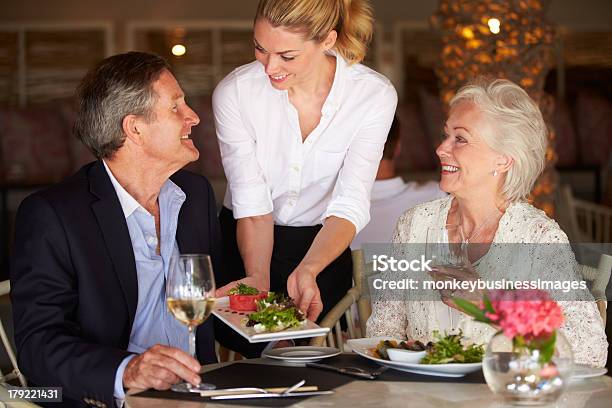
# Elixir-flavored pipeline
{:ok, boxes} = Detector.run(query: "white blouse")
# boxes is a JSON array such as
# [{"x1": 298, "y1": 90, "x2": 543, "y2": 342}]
[
  {"x1": 212, "y1": 53, "x2": 397, "y2": 232},
  {"x1": 366, "y1": 196, "x2": 609, "y2": 367}
]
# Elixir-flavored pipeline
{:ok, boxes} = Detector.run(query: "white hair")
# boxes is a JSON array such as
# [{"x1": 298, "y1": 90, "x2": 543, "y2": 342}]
[{"x1": 450, "y1": 78, "x2": 548, "y2": 203}]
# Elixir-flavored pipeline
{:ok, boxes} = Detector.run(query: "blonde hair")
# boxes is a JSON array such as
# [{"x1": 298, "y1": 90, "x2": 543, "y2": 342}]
[
  {"x1": 255, "y1": 0, "x2": 373, "y2": 65},
  {"x1": 450, "y1": 77, "x2": 548, "y2": 203}
]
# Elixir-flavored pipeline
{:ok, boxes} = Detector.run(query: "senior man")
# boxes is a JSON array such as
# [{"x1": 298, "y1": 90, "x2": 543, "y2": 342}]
[{"x1": 10, "y1": 52, "x2": 223, "y2": 407}]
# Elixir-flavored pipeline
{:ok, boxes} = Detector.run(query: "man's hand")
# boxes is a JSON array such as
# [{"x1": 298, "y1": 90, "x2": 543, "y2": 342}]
[
  {"x1": 215, "y1": 274, "x2": 270, "y2": 298},
  {"x1": 123, "y1": 344, "x2": 201, "y2": 390},
  {"x1": 287, "y1": 269, "x2": 323, "y2": 321}
]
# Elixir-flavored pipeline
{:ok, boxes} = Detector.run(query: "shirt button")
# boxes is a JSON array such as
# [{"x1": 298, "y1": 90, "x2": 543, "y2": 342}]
[
  {"x1": 292, "y1": 166, "x2": 300, "y2": 172},
  {"x1": 146, "y1": 235, "x2": 157, "y2": 246},
  {"x1": 288, "y1": 200, "x2": 295, "y2": 206}
]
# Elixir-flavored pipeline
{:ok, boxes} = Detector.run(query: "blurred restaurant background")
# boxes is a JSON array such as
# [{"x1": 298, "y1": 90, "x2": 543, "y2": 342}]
[{"x1": 0, "y1": 0, "x2": 611, "y2": 367}]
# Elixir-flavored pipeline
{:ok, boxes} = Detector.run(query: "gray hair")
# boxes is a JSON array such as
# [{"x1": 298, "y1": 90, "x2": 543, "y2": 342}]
[
  {"x1": 450, "y1": 77, "x2": 548, "y2": 203},
  {"x1": 74, "y1": 52, "x2": 171, "y2": 159}
]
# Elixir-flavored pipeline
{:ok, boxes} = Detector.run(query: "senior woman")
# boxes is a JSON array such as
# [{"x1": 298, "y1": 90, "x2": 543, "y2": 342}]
[{"x1": 366, "y1": 78, "x2": 608, "y2": 367}]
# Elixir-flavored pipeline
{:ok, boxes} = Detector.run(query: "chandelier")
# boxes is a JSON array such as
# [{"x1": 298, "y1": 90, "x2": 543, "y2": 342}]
[{"x1": 431, "y1": 0, "x2": 557, "y2": 215}]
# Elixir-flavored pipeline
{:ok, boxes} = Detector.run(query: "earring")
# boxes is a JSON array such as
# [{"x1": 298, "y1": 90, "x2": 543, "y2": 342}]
[{"x1": 493, "y1": 170, "x2": 498, "y2": 177}]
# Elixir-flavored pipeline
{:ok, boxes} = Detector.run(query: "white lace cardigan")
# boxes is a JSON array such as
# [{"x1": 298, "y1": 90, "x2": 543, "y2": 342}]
[{"x1": 366, "y1": 196, "x2": 608, "y2": 367}]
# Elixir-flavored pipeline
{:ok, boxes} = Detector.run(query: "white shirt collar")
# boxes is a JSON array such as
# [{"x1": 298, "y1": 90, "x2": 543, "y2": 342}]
[
  {"x1": 321, "y1": 50, "x2": 346, "y2": 115},
  {"x1": 102, "y1": 160, "x2": 145, "y2": 218}
]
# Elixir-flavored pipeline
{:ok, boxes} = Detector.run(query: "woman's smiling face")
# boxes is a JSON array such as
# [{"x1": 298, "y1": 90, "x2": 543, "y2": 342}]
[
  {"x1": 253, "y1": 18, "x2": 332, "y2": 90},
  {"x1": 436, "y1": 101, "x2": 504, "y2": 199}
]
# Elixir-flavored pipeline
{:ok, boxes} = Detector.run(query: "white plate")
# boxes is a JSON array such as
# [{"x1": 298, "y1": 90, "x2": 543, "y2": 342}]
[
  {"x1": 263, "y1": 346, "x2": 341, "y2": 362},
  {"x1": 570, "y1": 365, "x2": 608, "y2": 380},
  {"x1": 347, "y1": 337, "x2": 482, "y2": 378},
  {"x1": 212, "y1": 297, "x2": 329, "y2": 343}
]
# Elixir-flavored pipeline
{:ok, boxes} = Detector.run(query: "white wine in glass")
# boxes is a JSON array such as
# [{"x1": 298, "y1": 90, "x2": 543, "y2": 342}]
[
  {"x1": 166, "y1": 298, "x2": 216, "y2": 327},
  {"x1": 166, "y1": 253, "x2": 216, "y2": 392}
]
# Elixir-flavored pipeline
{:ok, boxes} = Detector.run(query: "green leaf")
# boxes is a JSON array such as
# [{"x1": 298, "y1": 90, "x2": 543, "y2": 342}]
[
  {"x1": 452, "y1": 298, "x2": 490, "y2": 323},
  {"x1": 533, "y1": 332, "x2": 556, "y2": 364},
  {"x1": 420, "y1": 330, "x2": 484, "y2": 364},
  {"x1": 228, "y1": 283, "x2": 259, "y2": 295},
  {"x1": 482, "y1": 292, "x2": 495, "y2": 314},
  {"x1": 513, "y1": 335, "x2": 526, "y2": 350},
  {"x1": 248, "y1": 292, "x2": 305, "y2": 331}
]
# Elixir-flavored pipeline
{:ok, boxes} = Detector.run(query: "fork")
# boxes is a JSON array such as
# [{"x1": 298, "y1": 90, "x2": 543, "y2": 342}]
[
  {"x1": 306, "y1": 362, "x2": 388, "y2": 379},
  {"x1": 341, "y1": 365, "x2": 389, "y2": 377},
  {"x1": 195, "y1": 379, "x2": 308, "y2": 396}
]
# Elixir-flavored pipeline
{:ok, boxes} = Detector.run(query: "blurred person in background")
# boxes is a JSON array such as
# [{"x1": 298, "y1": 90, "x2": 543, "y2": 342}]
[{"x1": 351, "y1": 115, "x2": 446, "y2": 250}]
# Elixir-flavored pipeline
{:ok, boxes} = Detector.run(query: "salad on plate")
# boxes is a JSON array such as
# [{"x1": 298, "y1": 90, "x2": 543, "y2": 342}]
[
  {"x1": 371, "y1": 331, "x2": 484, "y2": 364},
  {"x1": 245, "y1": 292, "x2": 307, "y2": 333},
  {"x1": 212, "y1": 292, "x2": 329, "y2": 343},
  {"x1": 349, "y1": 332, "x2": 484, "y2": 377}
]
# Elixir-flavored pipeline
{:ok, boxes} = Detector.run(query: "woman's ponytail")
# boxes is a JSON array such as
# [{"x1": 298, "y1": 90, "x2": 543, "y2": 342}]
[
  {"x1": 335, "y1": 0, "x2": 374, "y2": 64},
  {"x1": 255, "y1": 0, "x2": 374, "y2": 65}
]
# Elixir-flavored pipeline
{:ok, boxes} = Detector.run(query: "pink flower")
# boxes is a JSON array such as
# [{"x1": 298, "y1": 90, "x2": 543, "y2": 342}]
[
  {"x1": 485, "y1": 312, "x2": 499, "y2": 321},
  {"x1": 483, "y1": 290, "x2": 564, "y2": 338}
]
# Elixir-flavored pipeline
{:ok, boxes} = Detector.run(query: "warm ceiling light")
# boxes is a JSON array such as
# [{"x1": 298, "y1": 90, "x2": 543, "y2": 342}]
[
  {"x1": 171, "y1": 44, "x2": 186, "y2": 56},
  {"x1": 461, "y1": 27, "x2": 475, "y2": 39},
  {"x1": 488, "y1": 18, "x2": 501, "y2": 34}
]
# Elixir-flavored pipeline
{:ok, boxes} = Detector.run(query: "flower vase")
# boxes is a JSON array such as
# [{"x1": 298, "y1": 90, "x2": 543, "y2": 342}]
[{"x1": 482, "y1": 330, "x2": 573, "y2": 405}]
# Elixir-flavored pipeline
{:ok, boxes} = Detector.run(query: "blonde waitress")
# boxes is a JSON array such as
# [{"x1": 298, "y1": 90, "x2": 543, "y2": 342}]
[{"x1": 213, "y1": 0, "x2": 397, "y2": 323}]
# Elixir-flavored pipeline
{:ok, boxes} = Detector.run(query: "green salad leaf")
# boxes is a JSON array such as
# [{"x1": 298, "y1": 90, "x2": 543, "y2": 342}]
[
  {"x1": 420, "y1": 331, "x2": 484, "y2": 364},
  {"x1": 228, "y1": 283, "x2": 259, "y2": 295},
  {"x1": 246, "y1": 292, "x2": 305, "y2": 332}
]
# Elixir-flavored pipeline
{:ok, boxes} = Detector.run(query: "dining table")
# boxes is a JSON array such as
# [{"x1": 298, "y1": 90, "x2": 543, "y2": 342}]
[{"x1": 125, "y1": 354, "x2": 612, "y2": 408}]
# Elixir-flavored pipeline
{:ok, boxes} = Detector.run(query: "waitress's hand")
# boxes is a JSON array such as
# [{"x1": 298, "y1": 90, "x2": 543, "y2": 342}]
[
  {"x1": 287, "y1": 269, "x2": 323, "y2": 321},
  {"x1": 215, "y1": 274, "x2": 270, "y2": 298}
]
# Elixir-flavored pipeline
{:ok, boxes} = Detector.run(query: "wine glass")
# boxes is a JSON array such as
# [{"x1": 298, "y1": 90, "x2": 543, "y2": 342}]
[
  {"x1": 425, "y1": 225, "x2": 469, "y2": 271},
  {"x1": 425, "y1": 225, "x2": 470, "y2": 329},
  {"x1": 166, "y1": 253, "x2": 216, "y2": 392}
]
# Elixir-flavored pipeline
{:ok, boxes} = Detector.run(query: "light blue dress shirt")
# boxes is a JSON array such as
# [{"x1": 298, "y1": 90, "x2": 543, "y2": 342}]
[{"x1": 102, "y1": 162, "x2": 189, "y2": 401}]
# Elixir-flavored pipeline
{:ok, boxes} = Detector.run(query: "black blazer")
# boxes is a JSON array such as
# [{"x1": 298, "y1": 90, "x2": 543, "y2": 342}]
[{"x1": 10, "y1": 161, "x2": 222, "y2": 407}]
